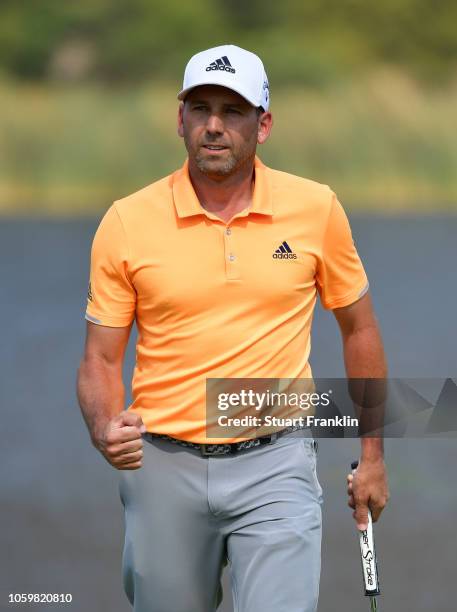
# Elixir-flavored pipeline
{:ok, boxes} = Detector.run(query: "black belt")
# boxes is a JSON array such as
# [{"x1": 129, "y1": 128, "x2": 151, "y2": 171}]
[{"x1": 144, "y1": 424, "x2": 313, "y2": 457}]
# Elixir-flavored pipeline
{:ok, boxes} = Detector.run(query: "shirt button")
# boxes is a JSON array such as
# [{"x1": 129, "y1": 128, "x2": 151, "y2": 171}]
[
  {"x1": 226, "y1": 227, "x2": 231, "y2": 235},
  {"x1": 229, "y1": 253, "x2": 236, "y2": 262}
]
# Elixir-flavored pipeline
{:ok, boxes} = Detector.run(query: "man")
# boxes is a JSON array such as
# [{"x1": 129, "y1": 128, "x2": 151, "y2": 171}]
[{"x1": 77, "y1": 44, "x2": 389, "y2": 612}]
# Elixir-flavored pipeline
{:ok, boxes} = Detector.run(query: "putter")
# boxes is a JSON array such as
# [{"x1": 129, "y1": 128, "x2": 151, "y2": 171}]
[{"x1": 351, "y1": 460, "x2": 380, "y2": 612}]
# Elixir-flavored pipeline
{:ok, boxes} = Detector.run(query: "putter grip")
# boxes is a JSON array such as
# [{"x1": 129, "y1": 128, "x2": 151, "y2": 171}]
[{"x1": 351, "y1": 461, "x2": 381, "y2": 597}]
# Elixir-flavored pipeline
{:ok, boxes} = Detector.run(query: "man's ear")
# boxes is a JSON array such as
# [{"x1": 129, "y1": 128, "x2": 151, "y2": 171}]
[
  {"x1": 177, "y1": 102, "x2": 185, "y2": 138},
  {"x1": 257, "y1": 111, "x2": 273, "y2": 145}
]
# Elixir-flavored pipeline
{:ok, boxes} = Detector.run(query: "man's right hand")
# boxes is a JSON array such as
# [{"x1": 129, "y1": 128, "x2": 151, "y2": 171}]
[{"x1": 93, "y1": 412, "x2": 146, "y2": 470}]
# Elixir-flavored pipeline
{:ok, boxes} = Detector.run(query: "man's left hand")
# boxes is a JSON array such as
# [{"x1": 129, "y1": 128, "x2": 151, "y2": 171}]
[{"x1": 347, "y1": 458, "x2": 389, "y2": 530}]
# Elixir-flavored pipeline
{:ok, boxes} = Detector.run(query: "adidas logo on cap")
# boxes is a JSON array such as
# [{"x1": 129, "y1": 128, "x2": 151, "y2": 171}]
[
  {"x1": 206, "y1": 56, "x2": 236, "y2": 74},
  {"x1": 272, "y1": 241, "x2": 297, "y2": 259}
]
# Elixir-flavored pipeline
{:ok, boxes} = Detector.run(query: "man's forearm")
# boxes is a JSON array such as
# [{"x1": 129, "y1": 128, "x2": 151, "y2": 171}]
[
  {"x1": 77, "y1": 356, "x2": 125, "y2": 444},
  {"x1": 342, "y1": 319, "x2": 386, "y2": 379},
  {"x1": 342, "y1": 320, "x2": 387, "y2": 460}
]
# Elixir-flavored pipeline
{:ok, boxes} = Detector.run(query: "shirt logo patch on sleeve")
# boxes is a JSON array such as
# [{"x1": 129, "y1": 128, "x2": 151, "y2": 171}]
[{"x1": 87, "y1": 281, "x2": 93, "y2": 302}]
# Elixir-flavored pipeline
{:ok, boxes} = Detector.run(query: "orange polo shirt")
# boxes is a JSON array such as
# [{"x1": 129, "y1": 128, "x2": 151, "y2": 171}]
[{"x1": 85, "y1": 157, "x2": 368, "y2": 442}]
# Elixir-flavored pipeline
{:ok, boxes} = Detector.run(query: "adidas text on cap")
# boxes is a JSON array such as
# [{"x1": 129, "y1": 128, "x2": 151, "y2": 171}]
[{"x1": 178, "y1": 45, "x2": 270, "y2": 111}]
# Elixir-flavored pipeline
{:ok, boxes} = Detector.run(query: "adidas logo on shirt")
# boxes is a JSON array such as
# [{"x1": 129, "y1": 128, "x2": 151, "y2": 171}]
[
  {"x1": 206, "y1": 56, "x2": 236, "y2": 74},
  {"x1": 272, "y1": 241, "x2": 297, "y2": 259}
]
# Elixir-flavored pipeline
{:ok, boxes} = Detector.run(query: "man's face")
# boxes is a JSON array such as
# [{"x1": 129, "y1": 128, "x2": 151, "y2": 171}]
[{"x1": 178, "y1": 85, "x2": 272, "y2": 178}]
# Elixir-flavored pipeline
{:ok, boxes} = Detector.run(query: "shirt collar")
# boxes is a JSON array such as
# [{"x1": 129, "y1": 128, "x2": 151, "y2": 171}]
[{"x1": 172, "y1": 156, "x2": 274, "y2": 219}]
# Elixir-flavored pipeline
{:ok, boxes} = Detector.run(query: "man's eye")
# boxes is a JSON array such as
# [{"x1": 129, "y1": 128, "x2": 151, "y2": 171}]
[
  {"x1": 226, "y1": 108, "x2": 241, "y2": 115},
  {"x1": 192, "y1": 105, "x2": 207, "y2": 111}
]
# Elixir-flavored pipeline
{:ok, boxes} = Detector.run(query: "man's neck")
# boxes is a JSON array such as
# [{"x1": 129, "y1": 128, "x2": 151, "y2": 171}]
[{"x1": 188, "y1": 157, "x2": 255, "y2": 223}]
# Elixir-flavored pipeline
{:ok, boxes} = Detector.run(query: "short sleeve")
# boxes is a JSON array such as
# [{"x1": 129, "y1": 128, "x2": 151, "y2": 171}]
[
  {"x1": 85, "y1": 204, "x2": 136, "y2": 327},
  {"x1": 316, "y1": 194, "x2": 369, "y2": 310}
]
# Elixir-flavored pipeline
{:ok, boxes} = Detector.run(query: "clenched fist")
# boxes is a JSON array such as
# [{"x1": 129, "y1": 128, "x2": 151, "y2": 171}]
[{"x1": 93, "y1": 412, "x2": 146, "y2": 470}]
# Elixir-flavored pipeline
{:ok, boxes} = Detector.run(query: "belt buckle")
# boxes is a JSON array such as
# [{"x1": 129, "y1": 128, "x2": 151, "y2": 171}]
[{"x1": 200, "y1": 443, "x2": 231, "y2": 457}]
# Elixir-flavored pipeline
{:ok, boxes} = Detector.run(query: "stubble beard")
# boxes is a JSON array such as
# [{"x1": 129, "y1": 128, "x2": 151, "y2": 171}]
[
  {"x1": 194, "y1": 150, "x2": 238, "y2": 177},
  {"x1": 185, "y1": 133, "x2": 257, "y2": 179}
]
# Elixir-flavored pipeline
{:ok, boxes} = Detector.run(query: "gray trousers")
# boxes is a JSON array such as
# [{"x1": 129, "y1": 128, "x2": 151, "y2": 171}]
[{"x1": 118, "y1": 433, "x2": 323, "y2": 612}]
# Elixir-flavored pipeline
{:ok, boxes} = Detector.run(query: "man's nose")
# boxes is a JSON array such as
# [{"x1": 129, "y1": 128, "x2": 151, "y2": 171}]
[{"x1": 206, "y1": 113, "x2": 224, "y2": 134}]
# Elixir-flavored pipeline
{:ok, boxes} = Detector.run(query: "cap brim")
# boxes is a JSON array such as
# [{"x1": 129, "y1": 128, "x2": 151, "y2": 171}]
[{"x1": 177, "y1": 82, "x2": 257, "y2": 107}]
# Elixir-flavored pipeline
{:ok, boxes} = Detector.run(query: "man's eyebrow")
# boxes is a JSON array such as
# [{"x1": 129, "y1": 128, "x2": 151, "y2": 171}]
[{"x1": 223, "y1": 102, "x2": 245, "y2": 108}]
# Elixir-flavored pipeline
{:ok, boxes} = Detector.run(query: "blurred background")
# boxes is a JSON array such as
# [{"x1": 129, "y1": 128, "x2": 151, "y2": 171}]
[
  {"x1": 1, "y1": 2, "x2": 456, "y2": 612},
  {"x1": 1, "y1": 0, "x2": 457, "y2": 213}
]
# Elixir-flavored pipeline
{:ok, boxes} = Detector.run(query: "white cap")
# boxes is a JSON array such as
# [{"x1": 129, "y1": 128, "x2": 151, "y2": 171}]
[{"x1": 178, "y1": 44, "x2": 270, "y2": 111}]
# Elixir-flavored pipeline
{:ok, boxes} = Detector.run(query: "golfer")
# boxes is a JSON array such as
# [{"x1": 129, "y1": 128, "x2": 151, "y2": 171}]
[{"x1": 77, "y1": 44, "x2": 389, "y2": 612}]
